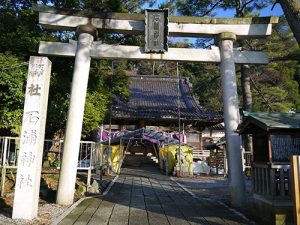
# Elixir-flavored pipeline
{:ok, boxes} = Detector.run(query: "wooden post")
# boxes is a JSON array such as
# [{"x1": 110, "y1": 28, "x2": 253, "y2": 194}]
[
  {"x1": 268, "y1": 134, "x2": 272, "y2": 163},
  {"x1": 199, "y1": 132, "x2": 203, "y2": 150},
  {"x1": 87, "y1": 168, "x2": 92, "y2": 188},
  {"x1": 291, "y1": 155, "x2": 300, "y2": 225}
]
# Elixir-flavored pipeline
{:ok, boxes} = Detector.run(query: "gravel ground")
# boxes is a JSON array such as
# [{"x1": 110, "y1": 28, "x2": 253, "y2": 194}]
[
  {"x1": 0, "y1": 174, "x2": 114, "y2": 225},
  {"x1": 0, "y1": 204, "x2": 67, "y2": 225}
]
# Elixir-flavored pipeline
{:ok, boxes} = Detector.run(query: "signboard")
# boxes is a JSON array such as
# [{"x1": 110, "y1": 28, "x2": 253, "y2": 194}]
[{"x1": 145, "y1": 9, "x2": 168, "y2": 53}]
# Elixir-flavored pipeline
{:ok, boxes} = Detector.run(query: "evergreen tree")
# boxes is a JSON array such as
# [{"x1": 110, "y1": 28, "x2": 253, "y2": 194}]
[
  {"x1": 0, "y1": 53, "x2": 27, "y2": 135},
  {"x1": 277, "y1": 0, "x2": 300, "y2": 46},
  {"x1": 0, "y1": 0, "x2": 140, "y2": 138},
  {"x1": 170, "y1": 0, "x2": 300, "y2": 113}
]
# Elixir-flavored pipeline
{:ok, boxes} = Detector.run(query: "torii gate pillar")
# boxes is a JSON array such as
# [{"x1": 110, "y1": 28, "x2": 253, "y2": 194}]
[
  {"x1": 219, "y1": 32, "x2": 245, "y2": 207},
  {"x1": 56, "y1": 24, "x2": 97, "y2": 205}
]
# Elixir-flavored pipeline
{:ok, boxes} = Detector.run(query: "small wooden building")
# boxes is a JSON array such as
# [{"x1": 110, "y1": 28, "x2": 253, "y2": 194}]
[{"x1": 238, "y1": 111, "x2": 300, "y2": 225}]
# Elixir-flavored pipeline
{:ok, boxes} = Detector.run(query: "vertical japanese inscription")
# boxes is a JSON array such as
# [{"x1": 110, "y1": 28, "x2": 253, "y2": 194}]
[
  {"x1": 152, "y1": 14, "x2": 161, "y2": 47},
  {"x1": 18, "y1": 174, "x2": 33, "y2": 189},
  {"x1": 13, "y1": 57, "x2": 51, "y2": 219},
  {"x1": 145, "y1": 9, "x2": 168, "y2": 53},
  {"x1": 17, "y1": 58, "x2": 45, "y2": 189}
]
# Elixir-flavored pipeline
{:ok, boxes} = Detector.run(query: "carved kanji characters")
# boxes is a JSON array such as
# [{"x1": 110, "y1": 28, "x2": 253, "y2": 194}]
[
  {"x1": 27, "y1": 84, "x2": 41, "y2": 96},
  {"x1": 22, "y1": 130, "x2": 37, "y2": 145},
  {"x1": 24, "y1": 111, "x2": 39, "y2": 125},
  {"x1": 20, "y1": 151, "x2": 35, "y2": 167},
  {"x1": 19, "y1": 174, "x2": 33, "y2": 189}
]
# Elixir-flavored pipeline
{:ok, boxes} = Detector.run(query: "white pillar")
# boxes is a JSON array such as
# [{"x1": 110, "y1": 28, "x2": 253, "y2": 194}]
[
  {"x1": 56, "y1": 25, "x2": 97, "y2": 205},
  {"x1": 13, "y1": 56, "x2": 51, "y2": 219},
  {"x1": 219, "y1": 32, "x2": 246, "y2": 207}
]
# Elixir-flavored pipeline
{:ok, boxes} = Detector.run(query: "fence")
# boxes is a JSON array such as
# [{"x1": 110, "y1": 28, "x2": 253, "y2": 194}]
[
  {"x1": 252, "y1": 162, "x2": 291, "y2": 198},
  {"x1": 192, "y1": 149, "x2": 210, "y2": 160},
  {"x1": 0, "y1": 136, "x2": 99, "y2": 196}
]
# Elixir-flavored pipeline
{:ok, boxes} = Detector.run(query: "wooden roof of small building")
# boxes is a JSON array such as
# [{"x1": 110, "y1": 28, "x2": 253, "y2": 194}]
[
  {"x1": 238, "y1": 111, "x2": 300, "y2": 134},
  {"x1": 111, "y1": 75, "x2": 222, "y2": 126}
]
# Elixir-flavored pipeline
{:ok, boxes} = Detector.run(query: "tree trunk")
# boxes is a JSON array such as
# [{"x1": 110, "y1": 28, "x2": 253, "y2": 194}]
[
  {"x1": 241, "y1": 65, "x2": 253, "y2": 111},
  {"x1": 241, "y1": 64, "x2": 253, "y2": 176},
  {"x1": 278, "y1": 0, "x2": 300, "y2": 46}
]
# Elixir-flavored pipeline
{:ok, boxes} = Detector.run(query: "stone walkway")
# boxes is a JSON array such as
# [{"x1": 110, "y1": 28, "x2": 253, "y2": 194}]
[{"x1": 57, "y1": 165, "x2": 255, "y2": 225}]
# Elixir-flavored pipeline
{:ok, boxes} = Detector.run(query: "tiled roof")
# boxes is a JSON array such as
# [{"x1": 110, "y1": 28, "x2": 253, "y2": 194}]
[
  {"x1": 112, "y1": 75, "x2": 222, "y2": 123},
  {"x1": 205, "y1": 123, "x2": 225, "y2": 130}
]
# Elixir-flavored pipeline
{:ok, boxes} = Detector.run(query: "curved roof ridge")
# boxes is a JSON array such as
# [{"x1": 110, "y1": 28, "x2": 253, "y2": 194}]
[
  {"x1": 112, "y1": 75, "x2": 222, "y2": 123},
  {"x1": 129, "y1": 75, "x2": 190, "y2": 81}
]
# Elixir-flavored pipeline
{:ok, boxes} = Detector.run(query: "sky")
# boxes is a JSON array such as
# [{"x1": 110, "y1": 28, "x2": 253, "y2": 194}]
[
  {"x1": 143, "y1": 1, "x2": 284, "y2": 47},
  {"x1": 144, "y1": 1, "x2": 284, "y2": 17},
  {"x1": 216, "y1": 4, "x2": 283, "y2": 17}
]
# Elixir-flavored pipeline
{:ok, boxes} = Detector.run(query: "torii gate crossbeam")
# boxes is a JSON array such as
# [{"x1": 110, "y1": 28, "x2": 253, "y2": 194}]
[{"x1": 39, "y1": 41, "x2": 269, "y2": 64}]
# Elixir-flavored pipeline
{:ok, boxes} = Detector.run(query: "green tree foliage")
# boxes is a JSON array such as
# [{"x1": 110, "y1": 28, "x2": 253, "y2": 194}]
[
  {"x1": 169, "y1": 0, "x2": 300, "y2": 113},
  {"x1": 82, "y1": 59, "x2": 130, "y2": 138},
  {"x1": 247, "y1": 18, "x2": 300, "y2": 112},
  {"x1": 185, "y1": 63, "x2": 223, "y2": 112},
  {"x1": 0, "y1": 0, "x2": 135, "y2": 139},
  {"x1": 45, "y1": 58, "x2": 73, "y2": 138},
  {"x1": 0, "y1": 54, "x2": 27, "y2": 135},
  {"x1": 1, "y1": 0, "x2": 299, "y2": 139},
  {"x1": 175, "y1": 0, "x2": 271, "y2": 17},
  {"x1": 38, "y1": 0, "x2": 155, "y2": 12},
  {"x1": 0, "y1": 2, "x2": 56, "y2": 57}
]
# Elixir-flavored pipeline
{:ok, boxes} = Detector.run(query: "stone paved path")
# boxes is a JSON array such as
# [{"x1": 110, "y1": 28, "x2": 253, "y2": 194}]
[{"x1": 57, "y1": 165, "x2": 255, "y2": 225}]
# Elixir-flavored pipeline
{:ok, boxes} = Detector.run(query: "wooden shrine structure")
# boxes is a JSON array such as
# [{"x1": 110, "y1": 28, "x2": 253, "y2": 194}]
[{"x1": 238, "y1": 111, "x2": 300, "y2": 225}]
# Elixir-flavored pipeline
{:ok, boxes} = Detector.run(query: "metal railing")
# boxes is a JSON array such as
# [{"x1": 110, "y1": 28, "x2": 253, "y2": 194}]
[
  {"x1": 77, "y1": 141, "x2": 98, "y2": 170},
  {"x1": 0, "y1": 136, "x2": 99, "y2": 196},
  {"x1": 0, "y1": 137, "x2": 19, "y2": 168},
  {"x1": 0, "y1": 137, "x2": 98, "y2": 170}
]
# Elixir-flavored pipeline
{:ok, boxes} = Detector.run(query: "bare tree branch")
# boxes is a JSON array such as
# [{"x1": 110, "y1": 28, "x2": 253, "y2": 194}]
[
  {"x1": 270, "y1": 52, "x2": 300, "y2": 62},
  {"x1": 250, "y1": 77, "x2": 273, "y2": 110},
  {"x1": 201, "y1": 0, "x2": 224, "y2": 17},
  {"x1": 210, "y1": 75, "x2": 221, "y2": 83},
  {"x1": 238, "y1": 0, "x2": 256, "y2": 16},
  {"x1": 271, "y1": 0, "x2": 279, "y2": 10}
]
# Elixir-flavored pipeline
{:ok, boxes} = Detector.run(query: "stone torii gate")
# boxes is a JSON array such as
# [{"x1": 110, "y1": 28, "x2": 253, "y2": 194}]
[{"x1": 14, "y1": 4, "x2": 278, "y2": 219}]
